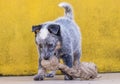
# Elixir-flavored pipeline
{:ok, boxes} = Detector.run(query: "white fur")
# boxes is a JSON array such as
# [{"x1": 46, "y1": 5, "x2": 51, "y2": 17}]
[
  {"x1": 58, "y1": 2, "x2": 69, "y2": 7},
  {"x1": 58, "y1": 2, "x2": 73, "y2": 19},
  {"x1": 39, "y1": 28, "x2": 49, "y2": 39}
]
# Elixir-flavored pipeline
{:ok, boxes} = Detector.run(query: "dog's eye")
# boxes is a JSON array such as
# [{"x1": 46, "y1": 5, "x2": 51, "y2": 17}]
[
  {"x1": 48, "y1": 43, "x2": 53, "y2": 48},
  {"x1": 39, "y1": 44, "x2": 43, "y2": 48}
]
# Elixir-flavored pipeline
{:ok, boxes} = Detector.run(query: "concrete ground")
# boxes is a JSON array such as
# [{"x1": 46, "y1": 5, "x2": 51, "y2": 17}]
[{"x1": 0, "y1": 73, "x2": 120, "y2": 84}]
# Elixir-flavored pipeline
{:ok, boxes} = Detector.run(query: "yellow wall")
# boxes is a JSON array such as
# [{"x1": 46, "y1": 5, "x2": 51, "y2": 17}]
[{"x1": 0, "y1": 0, "x2": 120, "y2": 75}]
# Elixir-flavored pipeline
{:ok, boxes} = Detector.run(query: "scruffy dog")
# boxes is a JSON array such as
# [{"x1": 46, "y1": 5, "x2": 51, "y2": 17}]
[{"x1": 32, "y1": 2, "x2": 82, "y2": 80}]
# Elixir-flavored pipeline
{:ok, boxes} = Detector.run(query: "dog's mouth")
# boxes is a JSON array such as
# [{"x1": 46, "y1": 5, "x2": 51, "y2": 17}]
[{"x1": 54, "y1": 52, "x2": 57, "y2": 56}]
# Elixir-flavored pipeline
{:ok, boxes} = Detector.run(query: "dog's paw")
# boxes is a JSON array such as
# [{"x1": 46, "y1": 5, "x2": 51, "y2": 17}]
[
  {"x1": 45, "y1": 73, "x2": 54, "y2": 78},
  {"x1": 64, "y1": 75, "x2": 73, "y2": 80},
  {"x1": 33, "y1": 74, "x2": 44, "y2": 81}
]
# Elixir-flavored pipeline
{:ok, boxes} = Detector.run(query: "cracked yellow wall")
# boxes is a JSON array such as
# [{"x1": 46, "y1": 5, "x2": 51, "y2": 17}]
[{"x1": 0, "y1": 0, "x2": 120, "y2": 75}]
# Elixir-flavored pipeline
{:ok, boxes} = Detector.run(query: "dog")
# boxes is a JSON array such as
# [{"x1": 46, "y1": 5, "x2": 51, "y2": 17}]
[{"x1": 32, "y1": 2, "x2": 82, "y2": 80}]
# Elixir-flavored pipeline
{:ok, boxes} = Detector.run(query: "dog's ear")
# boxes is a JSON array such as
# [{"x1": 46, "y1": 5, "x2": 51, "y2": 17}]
[
  {"x1": 48, "y1": 24, "x2": 60, "y2": 36},
  {"x1": 32, "y1": 25, "x2": 42, "y2": 33}
]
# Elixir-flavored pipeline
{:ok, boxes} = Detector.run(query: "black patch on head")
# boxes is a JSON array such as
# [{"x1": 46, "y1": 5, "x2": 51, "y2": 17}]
[
  {"x1": 48, "y1": 24, "x2": 60, "y2": 36},
  {"x1": 32, "y1": 25, "x2": 42, "y2": 32},
  {"x1": 32, "y1": 24, "x2": 42, "y2": 37}
]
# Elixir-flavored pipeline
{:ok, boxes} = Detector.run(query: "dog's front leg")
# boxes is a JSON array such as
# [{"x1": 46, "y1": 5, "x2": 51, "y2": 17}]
[
  {"x1": 34, "y1": 46, "x2": 45, "y2": 81},
  {"x1": 34, "y1": 68, "x2": 45, "y2": 80},
  {"x1": 61, "y1": 54, "x2": 74, "y2": 80},
  {"x1": 45, "y1": 71, "x2": 56, "y2": 78}
]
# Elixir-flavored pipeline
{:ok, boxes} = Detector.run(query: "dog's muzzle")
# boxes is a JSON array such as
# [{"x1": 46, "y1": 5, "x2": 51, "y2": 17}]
[
  {"x1": 44, "y1": 56, "x2": 50, "y2": 60},
  {"x1": 44, "y1": 51, "x2": 58, "y2": 60}
]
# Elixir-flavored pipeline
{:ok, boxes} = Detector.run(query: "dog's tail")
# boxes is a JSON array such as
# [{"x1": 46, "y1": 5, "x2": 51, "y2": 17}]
[{"x1": 58, "y1": 2, "x2": 73, "y2": 20}]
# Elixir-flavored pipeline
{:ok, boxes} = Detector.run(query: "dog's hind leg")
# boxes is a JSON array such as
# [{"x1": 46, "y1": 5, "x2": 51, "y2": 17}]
[{"x1": 73, "y1": 49, "x2": 81, "y2": 66}]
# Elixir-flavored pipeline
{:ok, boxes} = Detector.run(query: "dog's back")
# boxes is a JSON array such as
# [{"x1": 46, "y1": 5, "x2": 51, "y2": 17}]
[{"x1": 55, "y1": 2, "x2": 81, "y2": 55}]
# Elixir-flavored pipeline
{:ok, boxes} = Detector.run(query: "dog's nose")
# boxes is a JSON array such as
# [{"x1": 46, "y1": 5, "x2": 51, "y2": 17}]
[{"x1": 44, "y1": 56, "x2": 49, "y2": 60}]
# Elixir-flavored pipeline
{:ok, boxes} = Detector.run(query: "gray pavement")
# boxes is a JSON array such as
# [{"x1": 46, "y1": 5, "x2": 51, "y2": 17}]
[{"x1": 0, "y1": 73, "x2": 120, "y2": 84}]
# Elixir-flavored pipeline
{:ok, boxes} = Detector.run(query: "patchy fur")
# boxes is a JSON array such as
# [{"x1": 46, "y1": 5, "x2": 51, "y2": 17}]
[{"x1": 32, "y1": 2, "x2": 82, "y2": 80}]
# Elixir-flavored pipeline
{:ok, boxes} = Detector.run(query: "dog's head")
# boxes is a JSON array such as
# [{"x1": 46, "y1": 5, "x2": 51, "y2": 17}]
[{"x1": 32, "y1": 23, "x2": 61, "y2": 60}]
